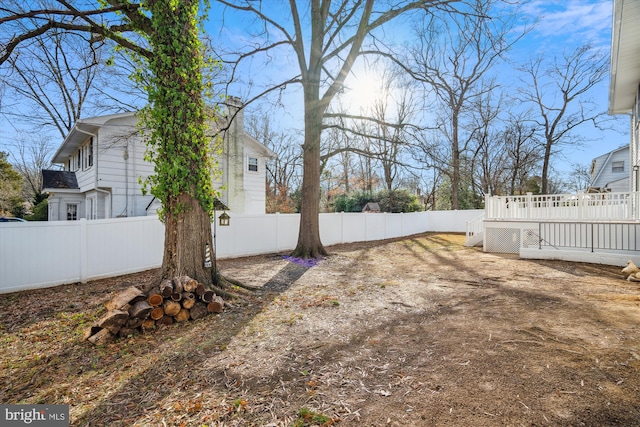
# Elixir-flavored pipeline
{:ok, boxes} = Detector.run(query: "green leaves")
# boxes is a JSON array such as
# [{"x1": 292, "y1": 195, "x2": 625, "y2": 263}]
[{"x1": 137, "y1": 0, "x2": 219, "y2": 219}]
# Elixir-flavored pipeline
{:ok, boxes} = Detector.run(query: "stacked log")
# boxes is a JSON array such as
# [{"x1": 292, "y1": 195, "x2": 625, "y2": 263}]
[
  {"x1": 621, "y1": 260, "x2": 640, "y2": 282},
  {"x1": 84, "y1": 276, "x2": 225, "y2": 345}
]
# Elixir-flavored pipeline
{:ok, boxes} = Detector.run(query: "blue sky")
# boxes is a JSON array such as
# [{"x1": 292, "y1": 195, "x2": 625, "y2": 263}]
[
  {"x1": 210, "y1": 0, "x2": 628, "y2": 178},
  {"x1": 0, "y1": 0, "x2": 628, "y2": 183},
  {"x1": 512, "y1": 0, "x2": 628, "y2": 172}
]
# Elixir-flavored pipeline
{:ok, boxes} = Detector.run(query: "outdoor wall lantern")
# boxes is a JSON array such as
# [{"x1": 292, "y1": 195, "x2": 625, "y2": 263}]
[{"x1": 218, "y1": 212, "x2": 230, "y2": 226}]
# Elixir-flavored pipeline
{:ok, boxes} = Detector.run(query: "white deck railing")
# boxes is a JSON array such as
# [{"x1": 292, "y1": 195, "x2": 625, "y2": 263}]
[
  {"x1": 485, "y1": 191, "x2": 640, "y2": 221},
  {"x1": 465, "y1": 213, "x2": 485, "y2": 240}
]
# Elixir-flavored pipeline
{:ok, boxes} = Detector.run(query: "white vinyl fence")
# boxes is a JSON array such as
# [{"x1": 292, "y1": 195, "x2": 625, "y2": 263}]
[{"x1": 0, "y1": 210, "x2": 482, "y2": 294}]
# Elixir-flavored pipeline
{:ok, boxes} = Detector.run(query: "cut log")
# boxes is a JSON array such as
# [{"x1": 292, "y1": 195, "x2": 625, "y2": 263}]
[
  {"x1": 190, "y1": 302, "x2": 208, "y2": 320},
  {"x1": 171, "y1": 277, "x2": 184, "y2": 294},
  {"x1": 163, "y1": 300, "x2": 181, "y2": 317},
  {"x1": 147, "y1": 289, "x2": 164, "y2": 307},
  {"x1": 195, "y1": 283, "x2": 206, "y2": 296},
  {"x1": 182, "y1": 292, "x2": 196, "y2": 309},
  {"x1": 105, "y1": 286, "x2": 144, "y2": 311},
  {"x1": 129, "y1": 294, "x2": 148, "y2": 305},
  {"x1": 182, "y1": 277, "x2": 198, "y2": 293},
  {"x1": 628, "y1": 272, "x2": 640, "y2": 282},
  {"x1": 201, "y1": 290, "x2": 215, "y2": 303},
  {"x1": 150, "y1": 306, "x2": 165, "y2": 320},
  {"x1": 160, "y1": 279, "x2": 174, "y2": 298},
  {"x1": 126, "y1": 317, "x2": 145, "y2": 329},
  {"x1": 96, "y1": 309, "x2": 129, "y2": 334},
  {"x1": 175, "y1": 308, "x2": 190, "y2": 322},
  {"x1": 128, "y1": 300, "x2": 153, "y2": 319},
  {"x1": 170, "y1": 291, "x2": 182, "y2": 302},
  {"x1": 87, "y1": 328, "x2": 114, "y2": 346},
  {"x1": 622, "y1": 261, "x2": 640, "y2": 278},
  {"x1": 156, "y1": 315, "x2": 174, "y2": 326},
  {"x1": 207, "y1": 295, "x2": 225, "y2": 314},
  {"x1": 82, "y1": 326, "x2": 102, "y2": 341},
  {"x1": 141, "y1": 319, "x2": 156, "y2": 330},
  {"x1": 207, "y1": 301, "x2": 224, "y2": 314}
]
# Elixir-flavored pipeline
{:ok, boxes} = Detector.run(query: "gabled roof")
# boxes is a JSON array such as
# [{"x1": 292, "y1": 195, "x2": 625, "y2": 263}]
[
  {"x1": 362, "y1": 202, "x2": 381, "y2": 212},
  {"x1": 52, "y1": 112, "x2": 137, "y2": 163},
  {"x1": 244, "y1": 132, "x2": 277, "y2": 158},
  {"x1": 41, "y1": 170, "x2": 79, "y2": 191},
  {"x1": 609, "y1": 0, "x2": 640, "y2": 114},
  {"x1": 591, "y1": 145, "x2": 629, "y2": 185}
]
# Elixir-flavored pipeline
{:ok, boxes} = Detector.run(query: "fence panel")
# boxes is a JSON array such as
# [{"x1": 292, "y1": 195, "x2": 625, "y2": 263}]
[
  {"x1": 86, "y1": 217, "x2": 164, "y2": 278},
  {"x1": 319, "y1": 213, "x2": 345, "y2": 246},
  {"x1": 1, "y1": 210, "x2": 475, "y2": 293},
  {"x1": 1, "y1": 221, "x2": 82, "y2": 293}
]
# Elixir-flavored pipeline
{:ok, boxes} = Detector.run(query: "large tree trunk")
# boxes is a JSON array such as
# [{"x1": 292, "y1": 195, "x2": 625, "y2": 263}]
[
  {"x1": 451, "y1": 114, "x2": 460, "y2": 210},
  {"x1": 540, "y1": 138, "x2": 552, "y2": 194},
  {"x1": 292, "y1": 97, "x2": 328, "y2": 259},
  {"x1": 162, "y1": 193, "x2": 215, "y2": 286}
]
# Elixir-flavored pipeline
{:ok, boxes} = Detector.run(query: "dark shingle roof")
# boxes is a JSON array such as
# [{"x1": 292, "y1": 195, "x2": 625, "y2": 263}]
[
  {"x1": 41, "y1": 170, "x2": 79, "y2": 191},
  {"x1": 362, "y1": 202, "x2": 381, "y2": 212}
]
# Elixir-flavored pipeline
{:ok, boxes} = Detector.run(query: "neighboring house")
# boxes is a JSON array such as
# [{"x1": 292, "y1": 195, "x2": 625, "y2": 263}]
[
  {"x1": 609, "y1": 0, "x2": 640, "y2": 192},
  {"x1": 465, "y1": 0, "x2": 640, "y2": 264},
  {"x1": 589, "y1": 145, "x2": 630, "y2": 192},
  {"x1": 42, "y1": 98, "x2": 276, "y2": 221}
]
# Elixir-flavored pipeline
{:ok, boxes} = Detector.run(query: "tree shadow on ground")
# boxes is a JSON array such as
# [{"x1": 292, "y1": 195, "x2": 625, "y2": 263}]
[{"x1": 0, "y1": 262, "x2": 310, "y2": 426}]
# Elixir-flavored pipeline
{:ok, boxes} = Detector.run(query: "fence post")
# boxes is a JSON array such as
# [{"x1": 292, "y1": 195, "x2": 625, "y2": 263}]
[
  {"x1": 485, "y1": 194, "x2": 492, "y2": 219},
  {"x1": 275, "y1": 212, "x2": 280, "y2": 252},
  {"x1": 526, "y1": 192, "x2": 532, "y2": 219},
  {"x1": 80, "y1": 218, "x2": 88, "y2": 283},
  {"x1": 384, "y1": 212, "x2": 388, "y2": 239},
  {"x1": 578, "y1": 190, "x2": 584, "y2": 220}
]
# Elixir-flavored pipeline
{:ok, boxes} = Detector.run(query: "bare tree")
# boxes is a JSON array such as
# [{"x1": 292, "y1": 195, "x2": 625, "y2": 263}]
[
  {"x1": 1, "y1": 15, "x2": 145, "y2": 140},
  {"x1": 466, "y1": 88, "x2": 503, "y2": 203},
  {"x1": 395, "y1": 0, "x2": 526, "y2": 209},
  {"x1": 215, "y1": 0, "x2": 458, "y2": 257},
  {"x1": 11, "y1": 133, "x2": 56, "y2": 204},
  {"x1": 517, "y1": 43, "x2": 608, "y2": 194},
  {"x1": 566, "y1": 163, "x2": 592, "y2": 193},
  {"x1": 502, "y1": 113, "x2": 541, "y2": 195},
  {"x1": 364, "y1": 80, "x2": 417, "y2": 191},
  {"x1": 246, "y1": 110, "x2": 303, "y2": 213}
]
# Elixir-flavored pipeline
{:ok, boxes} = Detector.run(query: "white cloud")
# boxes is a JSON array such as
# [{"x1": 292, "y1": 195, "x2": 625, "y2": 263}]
[{"x1": 524, "y1": 0, "x2": 612, "y2": 42}]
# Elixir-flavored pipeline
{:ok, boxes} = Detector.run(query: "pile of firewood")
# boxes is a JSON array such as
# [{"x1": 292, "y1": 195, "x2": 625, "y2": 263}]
[
  {"x1": 83, "y1": 276, "x2": 224, "y2": 345},
  {"x1": 621, "y1": 261, "x2": 640, "y2": 282}
]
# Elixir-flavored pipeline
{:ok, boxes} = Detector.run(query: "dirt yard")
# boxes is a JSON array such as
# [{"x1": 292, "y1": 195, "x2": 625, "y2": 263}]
[{"x1": 1, "y1": 233, "x2": 640, "y2": 426}]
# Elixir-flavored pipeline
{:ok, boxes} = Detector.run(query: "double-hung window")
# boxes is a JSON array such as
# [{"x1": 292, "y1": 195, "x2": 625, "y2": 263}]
[{"x1": 248, "y1": 157, "x2": 258, "y2": 172}]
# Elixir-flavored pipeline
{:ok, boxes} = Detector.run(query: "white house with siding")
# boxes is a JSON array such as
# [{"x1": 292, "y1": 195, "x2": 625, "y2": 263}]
[
  {"x1": 609, "y1": 0, "x2": 640, "y2": 189},
  {"x1": 42, "y1": 98, "x2": 275, "y2": 221},
  {"x1": 589, "y1": 145, "x2": 630, "y2": 192}
]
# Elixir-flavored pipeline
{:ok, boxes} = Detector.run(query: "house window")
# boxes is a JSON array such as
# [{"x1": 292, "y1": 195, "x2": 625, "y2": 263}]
[
  {"x1": 612, "y1": 161, "x2": 624, "y2": 173},
  {"x1": 248, "y1": 157, "x2": 258, "y2": 172},
  {"x1": 88, "y1": 138, "x2": 93, "y2": 168},
  {"x1": 82, "y1": 139, "x2": 93, "y2": 170},
  {"x1": 67, "y1": 204, "x2": 78, "y2": 221},
  {"x1": 76, "y1": 151, "x2": 81, "y2": 170}
]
